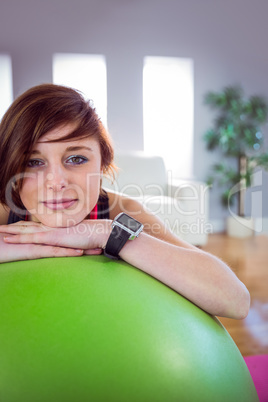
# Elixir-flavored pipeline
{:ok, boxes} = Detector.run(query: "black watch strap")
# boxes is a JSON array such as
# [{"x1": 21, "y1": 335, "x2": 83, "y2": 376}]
[{"x1": 104, "y1": 225, "x2": 130, "y2": 260}]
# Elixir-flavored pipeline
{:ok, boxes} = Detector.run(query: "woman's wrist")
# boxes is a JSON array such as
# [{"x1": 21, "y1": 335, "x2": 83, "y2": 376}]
[
  {"x1": 86, "y1": 219, "x2": 112, "y2": 250},
  {"x1": 100, "y1": 219, "x2": 112, "y2": 249}
]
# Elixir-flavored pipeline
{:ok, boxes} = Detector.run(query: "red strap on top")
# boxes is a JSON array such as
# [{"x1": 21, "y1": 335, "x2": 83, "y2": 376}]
[{"x1": 89, "y1": 203, "x2": 98, "y2": 220}]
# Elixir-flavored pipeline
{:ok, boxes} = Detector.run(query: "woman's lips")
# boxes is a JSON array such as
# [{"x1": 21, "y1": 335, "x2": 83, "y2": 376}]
[{"x1": 42, "y1": 199, "x2": 78, "y2": 211}]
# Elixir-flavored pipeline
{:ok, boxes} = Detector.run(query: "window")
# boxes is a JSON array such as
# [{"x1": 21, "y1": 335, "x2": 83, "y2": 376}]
[
  {"x1": 143, "y1": 56, "x2": 194, "y2": 178},
  {"x1": 0, "y1": 54, "x2": 13, "y2": 121},
  {"x1": 53, "y1": 53, "x2": 107, "y2": 126}
]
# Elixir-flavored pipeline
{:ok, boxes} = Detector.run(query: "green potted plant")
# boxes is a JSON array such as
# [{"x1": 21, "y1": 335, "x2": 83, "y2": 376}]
[{"x1": 203, "y1": 85, "x2": 268, "y2": 237}]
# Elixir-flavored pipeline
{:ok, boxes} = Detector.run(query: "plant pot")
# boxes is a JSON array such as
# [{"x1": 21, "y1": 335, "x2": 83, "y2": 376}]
[{"x1": 226, "y1": 216, "x2": 254, "y2": 238}]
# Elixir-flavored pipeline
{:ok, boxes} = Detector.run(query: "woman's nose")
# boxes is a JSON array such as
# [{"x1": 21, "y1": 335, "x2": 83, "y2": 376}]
[{"x1": 45, "y1": 167, "x2": 68, "y2": 191}]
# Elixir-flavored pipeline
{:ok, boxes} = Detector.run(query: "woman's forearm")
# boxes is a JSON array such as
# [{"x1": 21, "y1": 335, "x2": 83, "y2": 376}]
[{"x1": 119, "y1": 232, "x2": 250, "y2": 319}]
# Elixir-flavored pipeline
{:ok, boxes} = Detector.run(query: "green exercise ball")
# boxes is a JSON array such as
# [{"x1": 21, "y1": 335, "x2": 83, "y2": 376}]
[{"x1": 0, "y1": 256, "x2": 258, "y2": 402}]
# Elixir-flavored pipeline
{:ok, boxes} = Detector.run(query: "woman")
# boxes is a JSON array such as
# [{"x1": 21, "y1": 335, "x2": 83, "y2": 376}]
[{"x1": 0, "y1": 84, "x2": 250, "y2": 319}]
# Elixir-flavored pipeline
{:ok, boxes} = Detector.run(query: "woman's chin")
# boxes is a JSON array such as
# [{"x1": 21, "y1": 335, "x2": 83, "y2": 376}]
[{"x1": 34, "y1": 212, "x2": 87, "y2": 228}]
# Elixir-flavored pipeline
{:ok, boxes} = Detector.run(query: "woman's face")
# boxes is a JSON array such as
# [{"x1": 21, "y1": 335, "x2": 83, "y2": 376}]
[{"x1": 19, "y1": 123, "x2": 102, "y2": 227}]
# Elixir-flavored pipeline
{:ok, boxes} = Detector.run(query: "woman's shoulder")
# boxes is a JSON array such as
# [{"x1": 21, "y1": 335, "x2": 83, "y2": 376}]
[
  {"x1": 106, "y1": 190, "x2": 144, "y2": 219},
  {"x1": 106, "y1": 190, "x2": 164, "y2": 232},
  {"x1": 0, "y1": 204, "x2": 10, "y2": 225},
  {"x1": 105, "y1": 190, "x2": 196, "y2": 249}
]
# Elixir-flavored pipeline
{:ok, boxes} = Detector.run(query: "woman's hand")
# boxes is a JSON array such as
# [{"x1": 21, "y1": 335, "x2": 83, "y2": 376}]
[
  {"x1": 0, "y1": 231, "x2": 84, "y2": 263},
  {"x1": 0, "y1": 220, "x2": 111, "y2": 263}
]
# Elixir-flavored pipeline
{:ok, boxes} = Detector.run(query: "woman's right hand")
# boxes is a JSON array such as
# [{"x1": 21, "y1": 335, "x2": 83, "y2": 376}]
[{"x1": 0, "y1": 233, "x2": 84, "y2": 263}]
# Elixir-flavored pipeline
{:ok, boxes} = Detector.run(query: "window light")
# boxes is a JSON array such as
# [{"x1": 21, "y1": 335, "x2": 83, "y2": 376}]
[
  {"x1": 53, "y1": 53, "x2": 107, "y2": 127},
  {"x1": 143, "y1": 56, "x2": 194, "y2": 178},
  {"x1": 0, "y1": 54, "x2": 13, "y2": 121}
]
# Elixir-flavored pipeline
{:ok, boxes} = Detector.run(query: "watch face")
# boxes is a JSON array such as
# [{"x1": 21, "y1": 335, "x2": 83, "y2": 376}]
[{"x1": 117, "y1": 213, "x2": 142, "y2": 232}]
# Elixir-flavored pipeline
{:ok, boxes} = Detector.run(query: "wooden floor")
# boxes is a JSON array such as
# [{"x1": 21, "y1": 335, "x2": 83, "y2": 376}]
[{"x1": 203, "y1": 233, "x2": 268, "y2": 356}]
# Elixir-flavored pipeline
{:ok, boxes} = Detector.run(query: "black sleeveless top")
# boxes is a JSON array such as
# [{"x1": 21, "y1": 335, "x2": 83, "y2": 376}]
[{"x1": 7, "y1": 191, "x2": 110, "y2": 224}]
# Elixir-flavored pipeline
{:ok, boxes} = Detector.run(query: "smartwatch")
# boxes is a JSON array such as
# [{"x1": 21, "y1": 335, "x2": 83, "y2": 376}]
[{"x1": 104, "y1": 212, "x2": 144, "y2": 259}]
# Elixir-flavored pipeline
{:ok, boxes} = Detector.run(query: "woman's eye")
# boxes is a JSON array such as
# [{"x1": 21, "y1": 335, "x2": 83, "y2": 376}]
[
  {"x1": 66, "y1": 155, "x2": 88, "y2": 165},
  {"x1": 27, "y1": 159, "x2": 44, "y2": 168}
]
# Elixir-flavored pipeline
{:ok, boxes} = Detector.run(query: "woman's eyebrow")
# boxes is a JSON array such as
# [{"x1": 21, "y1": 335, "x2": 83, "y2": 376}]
[
  {"x1": 25, "y1": 146, "x2": 94, "y2": 156},
  {"x1": 25, "y1": 149, "x2": 40, "y2": 155},
  {"x1": 65, "y1": 146, "x2": 93, "y2": 152}
]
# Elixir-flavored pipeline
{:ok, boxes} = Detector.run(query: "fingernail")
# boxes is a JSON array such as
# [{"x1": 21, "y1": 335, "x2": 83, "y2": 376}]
[
  {"x1": 75, "y1": 249, "x2": 83, "y2": 254},
  {"x1": 4, "y1": 236, "x2": 12, "y2": 242}
]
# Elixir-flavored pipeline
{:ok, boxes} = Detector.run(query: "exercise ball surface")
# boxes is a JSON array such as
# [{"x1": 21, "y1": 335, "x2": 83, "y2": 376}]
[{"x1": 0, "y1": 256, "x2": 258, "y2": 402}]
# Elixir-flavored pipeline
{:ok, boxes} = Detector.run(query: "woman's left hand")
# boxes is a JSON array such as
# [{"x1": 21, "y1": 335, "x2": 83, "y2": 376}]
[{"x1": 0, "y1": 220, "x2": 111, "y2": 255}]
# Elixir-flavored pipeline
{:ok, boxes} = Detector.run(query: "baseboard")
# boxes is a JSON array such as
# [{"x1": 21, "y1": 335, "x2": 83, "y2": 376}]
[{"x1": 254, "y1": 217, "x2": 268, "y2": 235}]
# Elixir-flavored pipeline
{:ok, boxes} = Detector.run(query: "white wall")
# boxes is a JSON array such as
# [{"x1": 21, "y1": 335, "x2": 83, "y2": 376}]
[{"x1": 0, "y1": 0, "x2": 268, "y2": 224}]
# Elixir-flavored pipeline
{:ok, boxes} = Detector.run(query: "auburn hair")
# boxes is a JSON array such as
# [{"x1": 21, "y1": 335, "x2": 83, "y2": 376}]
[{"x1": 0, "y1": 83, "x2": 115, "y2": 210}]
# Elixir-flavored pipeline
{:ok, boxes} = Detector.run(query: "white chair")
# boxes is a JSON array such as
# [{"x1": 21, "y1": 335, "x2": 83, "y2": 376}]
[{"x1": 103, "y1": 151, "x2": 210, "y2": 246}]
